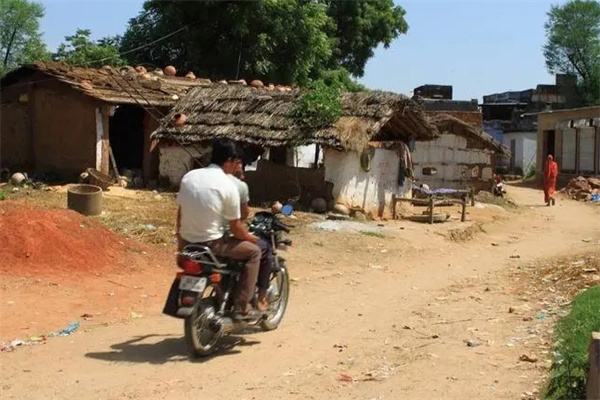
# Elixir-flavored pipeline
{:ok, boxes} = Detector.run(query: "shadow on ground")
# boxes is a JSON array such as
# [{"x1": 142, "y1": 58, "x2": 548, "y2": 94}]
[{"x1": 85, "y1": 334, "x2": 260, "y2": 364}]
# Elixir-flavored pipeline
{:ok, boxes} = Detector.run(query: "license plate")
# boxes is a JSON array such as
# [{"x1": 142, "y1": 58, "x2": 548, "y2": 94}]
[{"x1": 179, "y1": 276, "x2": 207, "y2": 293}]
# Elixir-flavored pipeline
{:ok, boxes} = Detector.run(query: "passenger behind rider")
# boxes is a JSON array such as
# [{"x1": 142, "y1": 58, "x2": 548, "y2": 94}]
[
  {"x1": 176, "y1": 138, "x2": 261, "y2": 320},
  {"x1": 228, "y1": 160, "x2": 273, "y2": 312}
]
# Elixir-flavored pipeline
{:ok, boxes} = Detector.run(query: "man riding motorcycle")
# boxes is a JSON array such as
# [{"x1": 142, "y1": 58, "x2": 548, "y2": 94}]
[
  {"x1": 227, "y1": 160, "x2": 273, "y2": 312},
  {"x1": 176, "y1": 139, "x2": 262, "y2": 320}
]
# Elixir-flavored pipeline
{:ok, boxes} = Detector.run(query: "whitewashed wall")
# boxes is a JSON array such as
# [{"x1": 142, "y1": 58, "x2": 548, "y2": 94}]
[
  {"x1": 324, "y1": 147, "x2": 411, "y2": 216},
  {"x1": 286, "y1": 145, "x2": 322, "y2": 168},
  {"x1": 158, "y1": 145, "x2": 209, "y2": 187},
  {"x1": 503, "y1": 132, "x2": 537, "y2": 174},
  {"x1": 413, "y1": 133, "x2": 494, "y2": 189}
]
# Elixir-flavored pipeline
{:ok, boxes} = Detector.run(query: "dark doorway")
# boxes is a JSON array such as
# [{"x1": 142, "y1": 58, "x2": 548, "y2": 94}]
[
  {"x1": 544, "y1": 130, "x2": 555, "y2": 159},
  {"x1": 109, "y1": 105, "x2": 145, "y2": 173}
]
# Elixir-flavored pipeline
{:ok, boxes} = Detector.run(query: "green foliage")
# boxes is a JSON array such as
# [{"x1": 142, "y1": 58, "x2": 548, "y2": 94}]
[
  {"x1": 0, "y1": 0, "x2": 49, "y2": 76},
  {"x1": 120, "y1": 0, "x2": 407, "y2": 86},
  {"x1": 53, "y1": 29, "x2": 125, "y2": 68},
  {"x1": 525, "y1": 165, "x2": 536, "y2": 180},
  {"x1": 543, "y1": 0, "x2": 600, "y2": 106},
  {"x1": 545, "y1": 286, "x2": 600, "y2": 400},
  {"x1": 294, "y1": 80, "x2": 342, "y2": 132}
]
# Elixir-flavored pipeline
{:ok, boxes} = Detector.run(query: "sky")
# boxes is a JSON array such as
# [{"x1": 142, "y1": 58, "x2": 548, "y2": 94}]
[{"x1": 37, "y1": 0, "x2": 568, "y2": 102}]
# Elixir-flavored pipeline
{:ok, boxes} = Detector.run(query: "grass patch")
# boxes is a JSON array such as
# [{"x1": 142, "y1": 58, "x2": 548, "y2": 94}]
[
  {"x1": 359, "y1": 230, "x2": 386, "y2": 239},
  {"x1": 545, "y1": 285, "x2": 600, "y2": 400}
]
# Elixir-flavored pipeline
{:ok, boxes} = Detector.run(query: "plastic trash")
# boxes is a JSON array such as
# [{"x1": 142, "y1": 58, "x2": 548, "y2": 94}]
[{"x1": 50, "y1": 321, "x2": 80, "y2": 337}]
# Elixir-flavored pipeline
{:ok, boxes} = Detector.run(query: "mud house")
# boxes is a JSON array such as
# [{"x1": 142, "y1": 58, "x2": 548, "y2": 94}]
[
  {"x1": 409, "y1": 84, "x2": 509, "y2": 190},
  {"x1": 413, "y1": 114, "x2": 510, "y2": 191},
  {"x1": 151, "y1": 85, "x2": 437, "y2": 216},
  {"x1": 535, "y1": 106, "x2": 600, "y2": 184},
  {"x1": 0, "y1": 62, "x2": 209, "y2": 182}
]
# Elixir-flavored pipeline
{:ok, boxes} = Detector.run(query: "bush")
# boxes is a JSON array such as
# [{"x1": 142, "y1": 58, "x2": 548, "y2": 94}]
[
  {"x1": 545, "y1": 286, "x2": 600, "y2": 400},
  {"x1": 525, "y1": 165, "x2": 536, "y2": 180},
  {"x1": 293, "y1": 80, "x2": 342, "y2": 132}
]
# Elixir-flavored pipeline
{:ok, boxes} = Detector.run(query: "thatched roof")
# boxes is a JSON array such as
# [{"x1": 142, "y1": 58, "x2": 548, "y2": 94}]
[
  {"x1": 151, "y1": 85, "x2": 437, "y2": 151},
  {"x1": 0, "y1": 62, "x2": 213, "y2": 106},
  {"x1": 429, "y1": 114, "x2": 510, "y2": 156}
]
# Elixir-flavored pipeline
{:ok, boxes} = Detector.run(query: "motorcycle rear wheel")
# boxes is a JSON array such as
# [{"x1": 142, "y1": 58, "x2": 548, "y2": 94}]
[
  {"x1": 184, "y1": 286, "x2": 221, "y2": 357},
  {"x1": 260, "y1": 266, "x2": 290, "y2": 331}
]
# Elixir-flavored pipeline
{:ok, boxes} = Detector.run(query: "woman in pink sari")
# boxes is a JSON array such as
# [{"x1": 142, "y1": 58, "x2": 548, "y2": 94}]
[{"x1": 544, "y1": 155, "x2": 558, "y2": 206}]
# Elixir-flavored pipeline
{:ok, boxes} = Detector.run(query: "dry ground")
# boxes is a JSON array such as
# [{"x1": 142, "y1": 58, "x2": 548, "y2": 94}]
[{"x1": 1, "y1": 183, "x2": 599, "y2": 400}]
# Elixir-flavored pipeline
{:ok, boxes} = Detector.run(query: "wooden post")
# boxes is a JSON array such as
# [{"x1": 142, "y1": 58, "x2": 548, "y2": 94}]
[
  {"x1": 429, "y1": 196, "x2": 434, "y2": 224},
  {"x1": 392, "y1": 194, "x2": 397, "y2": 220},
  {"x1": 588, "y1": 332, "x2": 600, "y2": 400},
  {"x1": 461, "y1": 195, "x2": 467, "y2": 222},
  {"x1": 109, "y1": 146, "x2": 120, "y2": 182},
  {"x1": 470, "y1": 187, "x2": 475, "y2": 206}
]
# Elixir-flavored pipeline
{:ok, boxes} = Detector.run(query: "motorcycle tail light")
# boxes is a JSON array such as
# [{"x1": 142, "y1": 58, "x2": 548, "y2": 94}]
[
  {"x1": 181, "y1": 259, "x2": 202, "y2": 275},
  {"x1": 210, "y1": 273, "x2": 222, "y2": 283},
  {"x1": 181, "y1": 296, "x2": 195, "y2": 306}
]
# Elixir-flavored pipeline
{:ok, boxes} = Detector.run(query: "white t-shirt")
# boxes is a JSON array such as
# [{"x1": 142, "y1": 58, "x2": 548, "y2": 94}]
[
  {"x1": 228, "y1": 175, "x2": 250, "y2": 204},
  {"x1": 177, "y1": 164, "x2": 241, "y2": 243}
]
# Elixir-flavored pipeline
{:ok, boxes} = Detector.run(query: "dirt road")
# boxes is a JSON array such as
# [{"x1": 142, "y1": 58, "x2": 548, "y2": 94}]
[{"x1": 2, "y1": 185, "x2": 599, "y2": 400}]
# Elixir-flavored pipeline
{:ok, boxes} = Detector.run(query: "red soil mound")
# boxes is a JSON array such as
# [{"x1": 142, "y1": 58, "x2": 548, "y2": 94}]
[{"x1": 0, "y1": 201, "x2": 161, "y2": 276}]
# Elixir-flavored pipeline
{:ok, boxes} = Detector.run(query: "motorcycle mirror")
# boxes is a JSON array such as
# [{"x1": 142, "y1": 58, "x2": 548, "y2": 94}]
[{"x1": 281, "y1": 204, "x2": 293, "y2": 216}]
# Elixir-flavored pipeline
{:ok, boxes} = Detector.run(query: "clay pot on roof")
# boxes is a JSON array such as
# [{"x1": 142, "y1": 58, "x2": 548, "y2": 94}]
[
  {"x1": 267, "y1": 83, "x2": 275, "y2": 91},
  {"x1": 218, "y1": 80, "x2": 228, "y2": 85},
  {"x1": 135, "y1": 65, "x2": 147, "y2": 74},
  {"x1": 185, "y1": 72, "x2": 196, "y2": 80},
  {"x1": 250, "y1": 80, "x2": 264, "y2": 88},
  {"x1": 165, "y1": 66, "x2": 177, "y2": 76},
  {"x1": 172, "y1": 113, "x2": 187, "y2": 127},
  {"x1": 119, "y1": 66, "x2": 135, "y2": 76},
  {"x1": 228, "y1": 79, "x2": 247, "y2": 86},
  {"x1": 81, "y1": 80, "x2": 94, "y2": 90},
  {"x1": 276, "y1": 85, "x2": 287, "y2": 92},
  {"x1": 141, "y1": 72, "x2": 152, "y2": 80},
  {"x1": 153, "y1": 68, "x2": 164, "y2": 75}
]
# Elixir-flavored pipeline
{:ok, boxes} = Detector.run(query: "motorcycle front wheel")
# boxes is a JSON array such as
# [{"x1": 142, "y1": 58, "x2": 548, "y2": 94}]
[
  {"x1": 184, "y1": 285, "x2": 221, "y2": 357},
  {"x1": 260, "y1": 266, "x2": 290, "y2": 331}
]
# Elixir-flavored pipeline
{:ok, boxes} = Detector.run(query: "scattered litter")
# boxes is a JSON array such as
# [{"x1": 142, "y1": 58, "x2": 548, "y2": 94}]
[
  {"x1": 130, "y1": 312, "x2": 143, "y2": 319},
  {"x1": 339, "y1": 373, "x2": 354, "y2": 383},
  {"x1": 144, "y1": 224, "x2": 156, "y2": 230},
  {"x1": 582, "y1": 238, "x2": 592, "y2": 243},
  {"x1": 50, "y1": 321, "x2": 80, "y2": 337},
  {"x1": 508, "y1": 307, "x2": 515, "y2": 313},
  {"x1": 333, "y1": 344, "x2": 348, "y2": 352},
  {"x1": 519, "y1": 354, "x2": 538, "y2": 363},
  {"x1": 535, "y1": 312, "x2": 547, "y2": 322},
  {"x1": 510, "y1": 253, "x2": 521, "y2": 259},
  {"x1": 402, "y1": 325, "x2": 413, "y2": 330},
  {"x1": 80, "y1": 313, "x2": 93, "y2": 320},
  {"x1": 466, "y1": 340, "x2": 478, "y2": 347},
  {"x1": 491, "y1": 242, "x2": 499, "y2": 247}
]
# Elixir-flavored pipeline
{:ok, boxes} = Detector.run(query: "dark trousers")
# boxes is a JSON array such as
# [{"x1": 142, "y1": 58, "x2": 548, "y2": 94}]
[{"x1": 257, "y1": 238, "x2": 273, "y2": 291}]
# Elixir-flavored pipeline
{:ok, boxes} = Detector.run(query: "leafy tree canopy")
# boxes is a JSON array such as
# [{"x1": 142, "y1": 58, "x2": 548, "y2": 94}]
[
  {"x1": 53, "y1": 29, "x2": 125, "y2": 68},
  {"x1": 0, "y1": 0, "x2": 49, "y2": 76},
  {"x1": 543, "y1": 0, "x2": 600, "y2": 105},
  {"x1": 120, "y1": 0, "x2": 407, "y2": 88}
]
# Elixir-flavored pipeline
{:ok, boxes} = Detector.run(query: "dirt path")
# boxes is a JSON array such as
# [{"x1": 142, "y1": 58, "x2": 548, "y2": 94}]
[{"x1": 1, "y1": 186, "x2": 599, "y2": 400}]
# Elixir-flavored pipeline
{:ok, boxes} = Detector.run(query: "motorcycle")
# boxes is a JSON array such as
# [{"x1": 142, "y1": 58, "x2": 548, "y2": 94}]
[{"x1": 162, "y1": 208, "x2": 293, "y2": 357}]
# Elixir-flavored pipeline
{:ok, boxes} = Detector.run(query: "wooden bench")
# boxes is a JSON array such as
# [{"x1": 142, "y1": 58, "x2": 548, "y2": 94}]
[{"x1": 392, "y1": 188, "x2": 475, "y2": 224}]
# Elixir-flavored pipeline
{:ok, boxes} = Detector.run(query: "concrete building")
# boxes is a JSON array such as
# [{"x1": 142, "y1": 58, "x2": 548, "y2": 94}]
[{"x1": 535, "y1": 106, "x2": 600, "y2": 184}]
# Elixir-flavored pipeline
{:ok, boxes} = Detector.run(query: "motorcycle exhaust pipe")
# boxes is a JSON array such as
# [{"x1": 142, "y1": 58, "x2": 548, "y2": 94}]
[{"x1": 209, "y1": 316, "x2": 235, "y2": 334}]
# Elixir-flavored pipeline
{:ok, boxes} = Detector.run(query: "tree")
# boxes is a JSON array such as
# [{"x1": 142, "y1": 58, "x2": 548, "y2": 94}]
[
  {"x1": 0, "y1": 0, "x2": 49, "y2": 76},
  {"x1": 53, "y1": 29, "x2": 125, "y2": 68},
  {"x1": 543, "y1": 0, "x2": 600, "y2": 106},
  {"x1": 120, "y1": 0, "x2": 407, "y2": 88}
]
